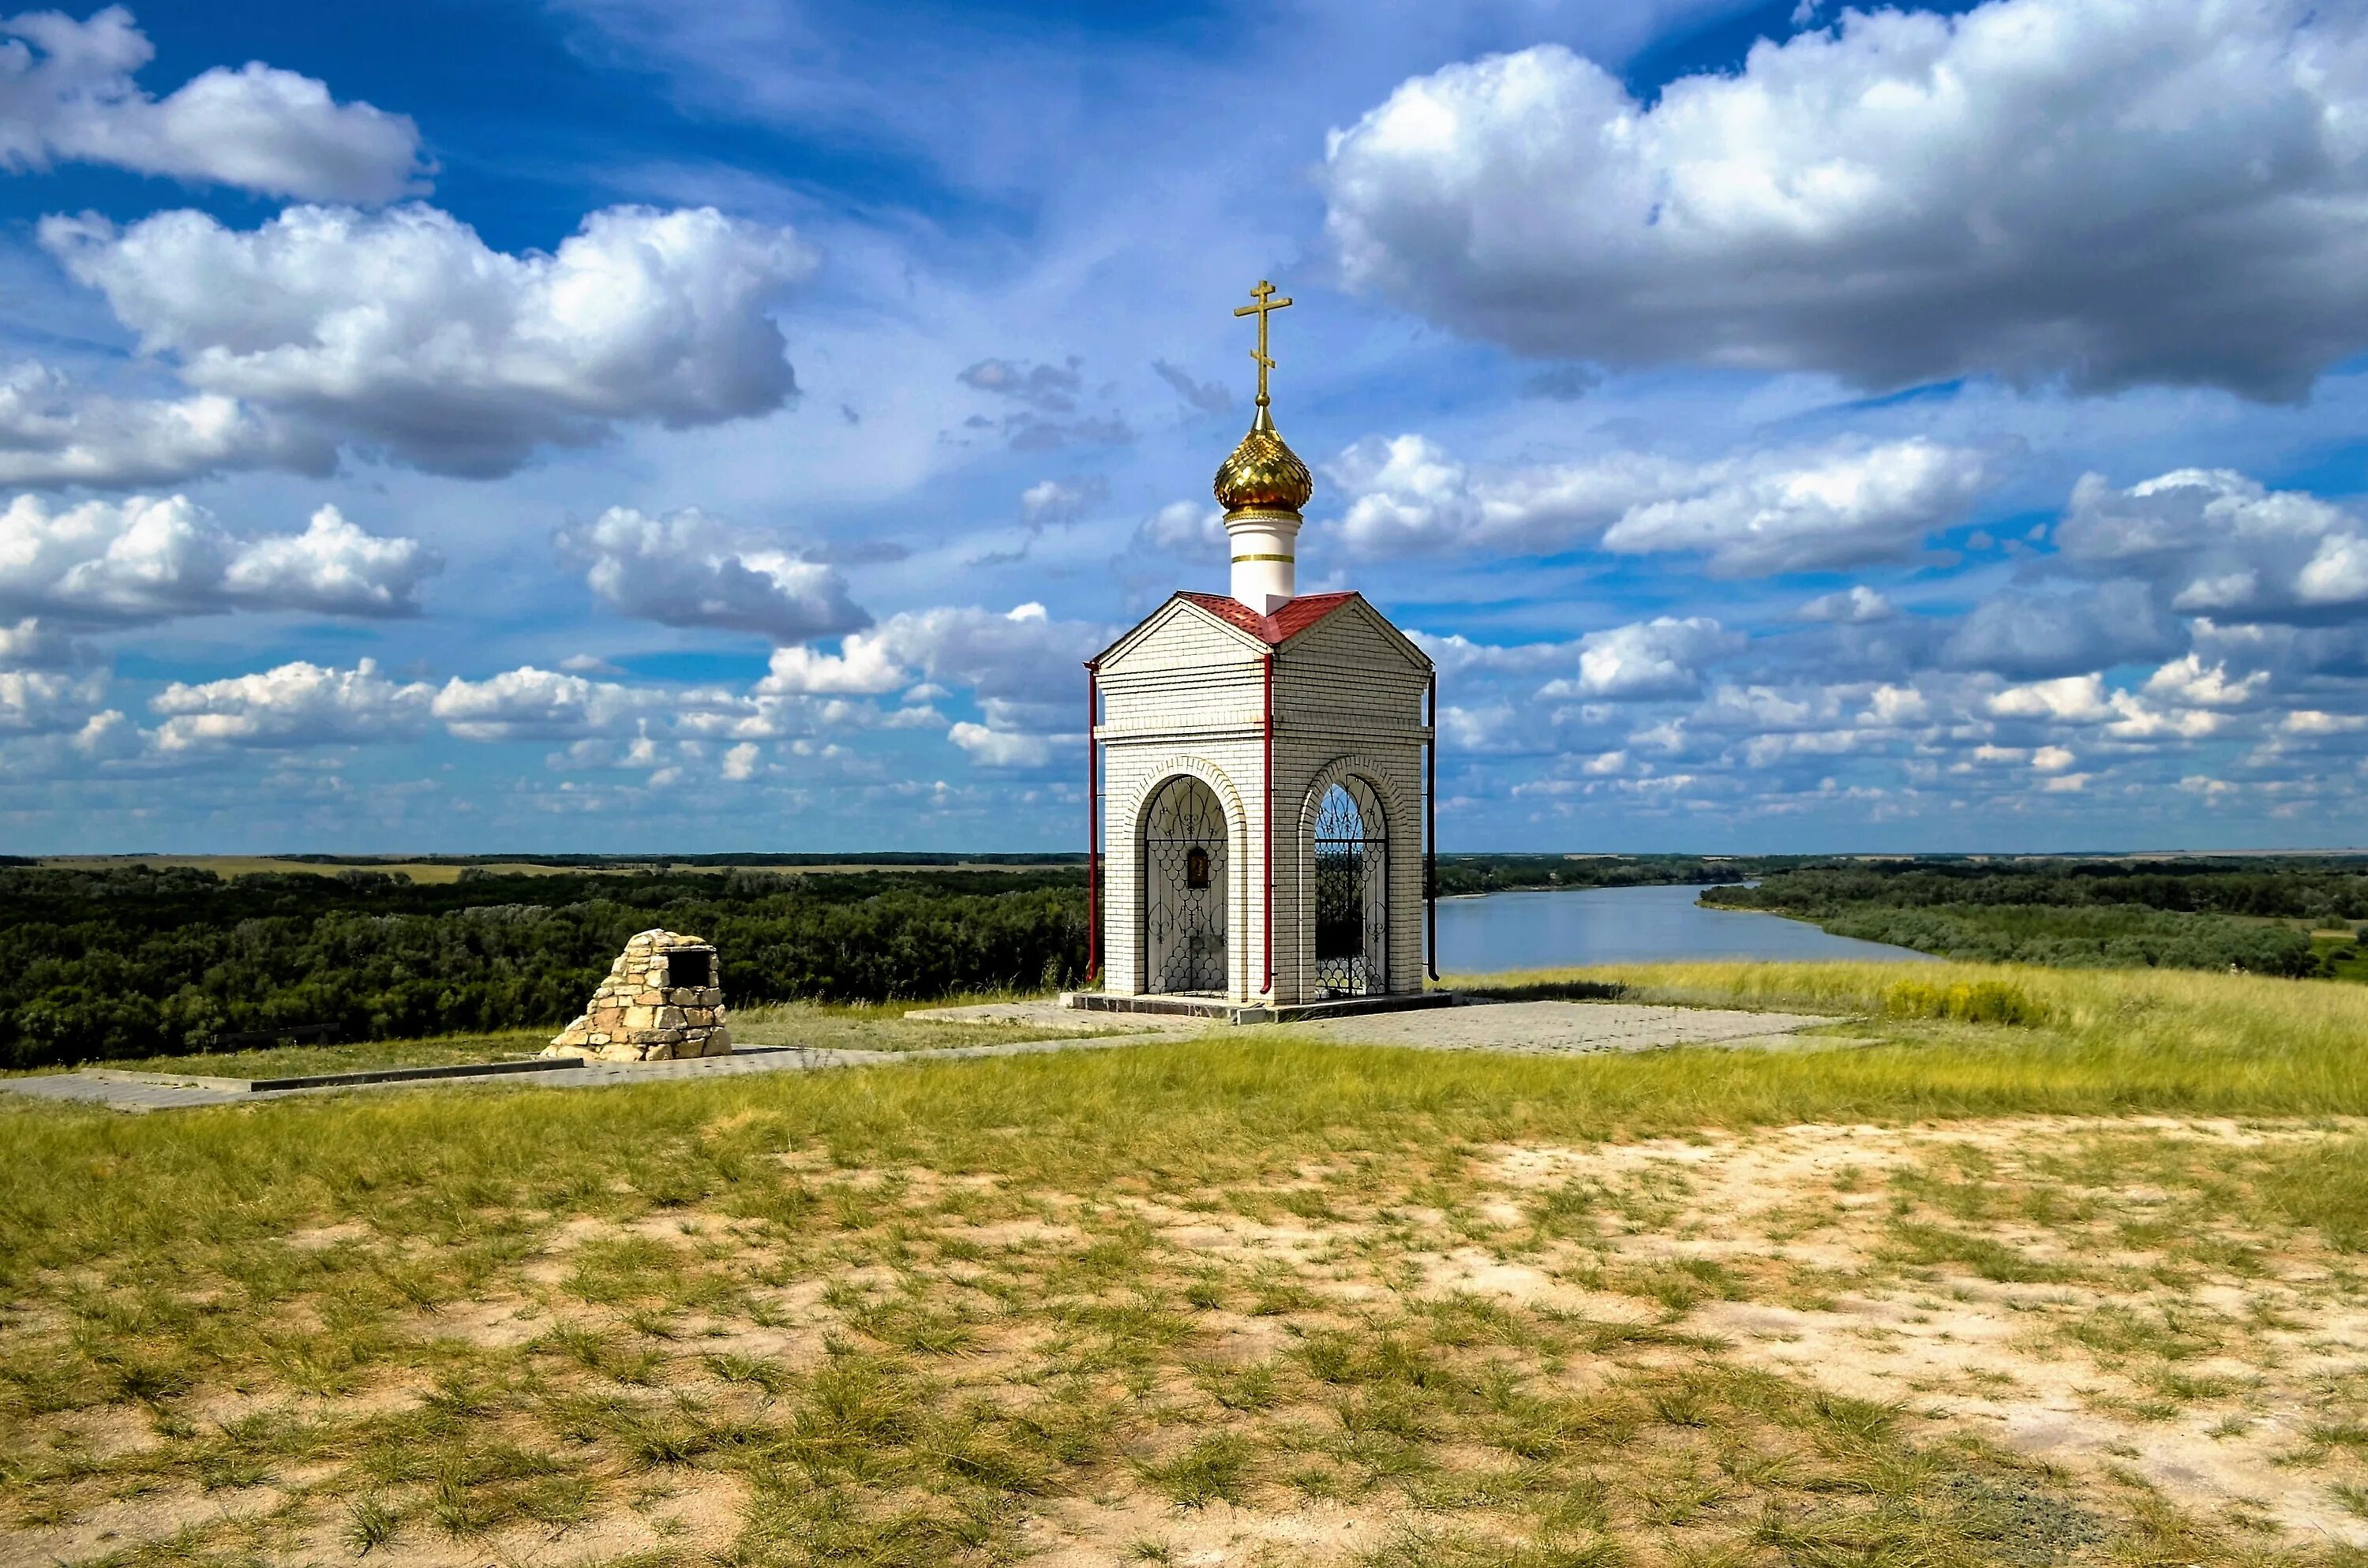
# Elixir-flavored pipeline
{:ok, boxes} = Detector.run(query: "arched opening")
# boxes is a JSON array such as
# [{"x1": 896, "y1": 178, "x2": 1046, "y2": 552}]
[
  {"x1": 1312, "y1": 778, "x2": 1387, "y2": 997},
  {"x1": 1142, "y1": 774, "x2": 1230, "y2": 994}
]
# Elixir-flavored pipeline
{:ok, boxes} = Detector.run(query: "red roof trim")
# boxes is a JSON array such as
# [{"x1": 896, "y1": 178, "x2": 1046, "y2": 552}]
[{"x1": 1176, "y1": 590, "x2": 1358, "y2": 646}]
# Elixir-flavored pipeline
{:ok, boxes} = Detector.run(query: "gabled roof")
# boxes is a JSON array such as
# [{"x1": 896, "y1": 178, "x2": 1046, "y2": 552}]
[
  {"x1": 1175, "y1": 590, "x2": 1357, "y2": 646},
  {"x1": 1091, "y1": 590, "x2": 1432, "y2": 671}
]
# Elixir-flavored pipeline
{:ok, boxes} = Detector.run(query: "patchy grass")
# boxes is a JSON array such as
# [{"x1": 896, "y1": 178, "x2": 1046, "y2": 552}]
[
  {"x1": 9, "y1": 1030, "x2": 555, "y2": 1080},
  {"x1": 1451, "y1": 959, "x2": 2368, "y2": 1118},
  {"x1": 6, "y1": 995, "x2": 1137, "y2": 1081},
  {"x1": 3, "y1": 962, "x2": 2367, "y2": 1564},
  {"x1": 731, "y1": 997, "x2": 1142, "y2": 1053}
]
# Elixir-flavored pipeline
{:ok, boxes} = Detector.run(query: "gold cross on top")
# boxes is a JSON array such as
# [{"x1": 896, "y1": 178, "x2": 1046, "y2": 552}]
[{"x1": 1234, "y1": 279, "x2": 1293, "y2": 407}]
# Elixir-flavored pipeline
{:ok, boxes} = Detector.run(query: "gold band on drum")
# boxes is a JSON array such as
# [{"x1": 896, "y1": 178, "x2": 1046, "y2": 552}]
[{"x1": 1231, "y1": 553, "x2": 1295, "y2": 563}]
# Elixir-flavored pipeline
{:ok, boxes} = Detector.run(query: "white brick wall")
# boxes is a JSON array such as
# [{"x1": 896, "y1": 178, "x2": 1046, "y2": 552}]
[{"x1": 1094, "y1": 598, "x2": 1432, "y2": 1005}]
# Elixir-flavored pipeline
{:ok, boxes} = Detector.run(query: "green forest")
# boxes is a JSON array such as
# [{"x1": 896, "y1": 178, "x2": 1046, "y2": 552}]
[
  {"x1": 10, "y1": 854, "x2": 2366, "y2": 1070},
  {"x1": 1703, "y1": 859, "x2": 2368, "y2": 979},
  {"x1": 0, "y1": 864, "x2": 1088, "y2": 1070}
]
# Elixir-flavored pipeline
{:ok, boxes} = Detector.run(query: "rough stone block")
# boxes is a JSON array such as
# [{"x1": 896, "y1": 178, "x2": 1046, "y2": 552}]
[{"x1": 541, "y1": 927, "x2": 733, "y2": 1062}]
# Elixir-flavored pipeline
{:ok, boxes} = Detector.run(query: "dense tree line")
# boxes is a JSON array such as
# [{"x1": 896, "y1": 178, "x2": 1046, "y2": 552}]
[
  {"x1": 272, "y1": 851, "x2": 1083, "y2": 868},
  {"x1": 1703, "y1": 859, "x2": 2368, "y2": 977},
  {"x1": 16, "y1": 854, "x2": 2364, "y2": 1067},
  {"x1": 1703, "y1": 860, "x2": 2368, "y2": 920},
  {"x1": 1, "y1": 865, "x2": 1088, "y2": 1069}
]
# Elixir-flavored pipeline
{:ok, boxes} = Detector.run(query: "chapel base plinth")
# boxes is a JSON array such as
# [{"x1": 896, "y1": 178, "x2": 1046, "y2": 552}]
[{"x1": 1060, "y1": 990, "x2": 1457, "y2": 1026}]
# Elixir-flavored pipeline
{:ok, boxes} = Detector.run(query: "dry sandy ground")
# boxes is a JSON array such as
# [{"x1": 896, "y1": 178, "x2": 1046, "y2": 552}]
[
  {"x1": 11, "y1": 1114, "x2": 2365, "y2": 1566},
  {"x1": 1474, "y1": 1118, "x2": 2368, "y2": 1547}
]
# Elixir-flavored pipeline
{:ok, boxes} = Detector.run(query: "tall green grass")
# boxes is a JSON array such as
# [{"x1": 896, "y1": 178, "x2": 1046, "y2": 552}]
[
  {"x1": 1462, "y1": 959, "x2": 2368, "y2": 1109},
  {"x1": 4, "y1": 962, "x2": 2364, "y2": 1289}
]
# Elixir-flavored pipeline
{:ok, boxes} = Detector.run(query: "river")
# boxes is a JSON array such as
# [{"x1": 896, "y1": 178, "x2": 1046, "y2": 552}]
[{"x1": 1432, "y1": 882, "x2": 1935, "y2": 973}]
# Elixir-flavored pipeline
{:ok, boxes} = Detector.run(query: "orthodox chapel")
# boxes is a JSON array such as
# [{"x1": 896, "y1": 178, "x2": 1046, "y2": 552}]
[{"x1": 1067, "y1": 283, "x2": 1444, "y2": 1020}]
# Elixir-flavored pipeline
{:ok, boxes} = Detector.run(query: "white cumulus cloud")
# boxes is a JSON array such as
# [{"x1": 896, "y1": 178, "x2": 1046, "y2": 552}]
[
  {"x1": 556, "y1": 507, "x2": 868, "y2": 643},
  {"x1": 1134, "y1": 499, "x2": 1227, "y2": 555},
  {"x1": 0, "y1": 6, "x2": 426, "y2": 200},
  {"x1": 1944, "y1": 578, "x2": 2178, "y2": 678},
  {"x1": 1986, "y1": 674, "x2": 2113, "y2": 724},
  {"x1": 0, "y1": 615, "x2": 71, "y2": 667},
  {"x1": 756, "y1": 636, "x2": 909, "y2": 696},
  {"x1": 0, "y1": 493, "x2": 437, "y2": 623},
  {"x1": 0, "y1": 665, "x2": 103, "y2": 732},
  {"x1": 0, "y1": 362, "x2": 329, "y2": 487},
  {"x1": 42, "y1": 202, "x2": 816, "y2": 477},
  {"x1": 948, "y1": 721, "x2": 1067, "y2": 769},
  {"x1": 1331, "y1": 433, "x2": 1686, "y2": 557},
  {"x1": 429, "y1": 666, "x2": 680, "y2": 743},
  {"x1": 2141, "y1": 653, "x2": 2268, "y2": 709},
  {"x1": 1602, "y1": 440, "x2": 1991, "y2": 575},
  {"x1": 1331, "y1": 434, "x2": 1989, "y2": 572},
  {"x1": 1542, "y1": 616, "x2": 1743, "y2": 701},
  {"x1": 757, "y1": 602, "x2": 1107, "y2": 761},
  {"x1": 2058, "y1": 468, "x2": 2368, "y2": 619},
  {"x1": 1799, "y1": 586, "x2": 1894, "y2": 623},
  {"x1": 149, "y1": 657, "x2": 433, "y2": 750},
  {"x1": 1321, "y1": 0, "x2": 2368, "y2": 398},
  {"x1": 1019, "y1": 476, "x2": 1105, "y2": 526},
  {"x1": 875, "y1": 602, "x2": 1106, "y2": 716}
]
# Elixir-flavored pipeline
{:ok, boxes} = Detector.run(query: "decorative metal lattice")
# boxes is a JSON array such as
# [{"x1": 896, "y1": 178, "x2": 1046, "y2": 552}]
[
  {"x1": 1313, "y1": 782, "x2": 1387, "y2": 997},
  {"x1": 1144, "y1": 776, "x2": 1228, "y2": 994}
]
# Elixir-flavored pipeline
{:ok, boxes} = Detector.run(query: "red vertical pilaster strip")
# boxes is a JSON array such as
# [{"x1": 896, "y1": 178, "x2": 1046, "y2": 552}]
[
  {"x1": 1085, "y1": 664, "x2": 1100, "y2": 986},
  {"x1": 1261, "y1": 649, "x2": 1275, "y2": 997},
  {"x1": 1426, "y1": 670, "x2": 1439, "y2": 983}
]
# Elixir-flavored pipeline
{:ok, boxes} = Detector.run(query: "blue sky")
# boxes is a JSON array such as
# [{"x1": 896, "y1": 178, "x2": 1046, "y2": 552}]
[{"x1": 5, "y1": 0, "x2": 2368, "y2": 853}]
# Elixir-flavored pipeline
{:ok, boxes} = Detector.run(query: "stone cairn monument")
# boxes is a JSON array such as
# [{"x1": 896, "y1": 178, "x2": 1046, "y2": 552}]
[{"x1": 544, "y1": 929, "x2": 732, "y2": 1062}]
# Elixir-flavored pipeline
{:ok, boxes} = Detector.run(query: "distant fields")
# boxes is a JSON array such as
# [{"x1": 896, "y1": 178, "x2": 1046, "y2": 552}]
[
  {"x1": 30, "y1": 854, "x2": 1082, "y2": 884},
  {"x1": 40, "y1": 857, "x2": 630, "y2": 884}
]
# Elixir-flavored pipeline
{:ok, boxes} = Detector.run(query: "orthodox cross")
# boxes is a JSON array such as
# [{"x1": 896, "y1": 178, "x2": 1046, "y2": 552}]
[{"x1": 1234, "y1": 279, "x2": 1293, "y2": 407}]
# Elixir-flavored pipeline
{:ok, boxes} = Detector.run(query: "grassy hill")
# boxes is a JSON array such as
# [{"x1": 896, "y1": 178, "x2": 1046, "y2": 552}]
[{"x1": 3, "y1": 960, "x2": 2364, "y2": 1563}]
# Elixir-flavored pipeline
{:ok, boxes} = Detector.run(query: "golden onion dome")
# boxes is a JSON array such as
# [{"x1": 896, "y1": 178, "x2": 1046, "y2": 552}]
[{"x1": 1213, "y1": 404, "x2": 1313, "y2": 515}]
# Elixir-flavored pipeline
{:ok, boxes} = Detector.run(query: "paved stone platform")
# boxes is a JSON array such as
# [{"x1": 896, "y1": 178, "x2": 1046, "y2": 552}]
[
  {"x1": 1296, "y1": 1000, "x2": 1839, "y2": 1056},
  {"x1": 2, "y1": 1000, "x2": 1842, "y2": 1112},
  {"x1": 1057, "y1": 989, "x2": 1459, "y2": 1025}
]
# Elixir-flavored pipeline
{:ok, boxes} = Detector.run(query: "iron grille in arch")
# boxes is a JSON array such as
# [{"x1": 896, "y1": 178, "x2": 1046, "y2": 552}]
[
  {"x1": 1313, "y1": 782, "x2": 1387, "y2": 997},
  {"x1": 1144, "y1": 776, "x2": 1228, "y2": 994}
]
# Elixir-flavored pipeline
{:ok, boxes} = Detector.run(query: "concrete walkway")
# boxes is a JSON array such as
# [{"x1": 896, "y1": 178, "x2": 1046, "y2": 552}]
[
  {"x1": 2, "y1": 999, "x2": 1842, "y2": 1112},
  {"x1": 1298, "y1": 1000, "x2": 1839, "y2": 1054}
]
